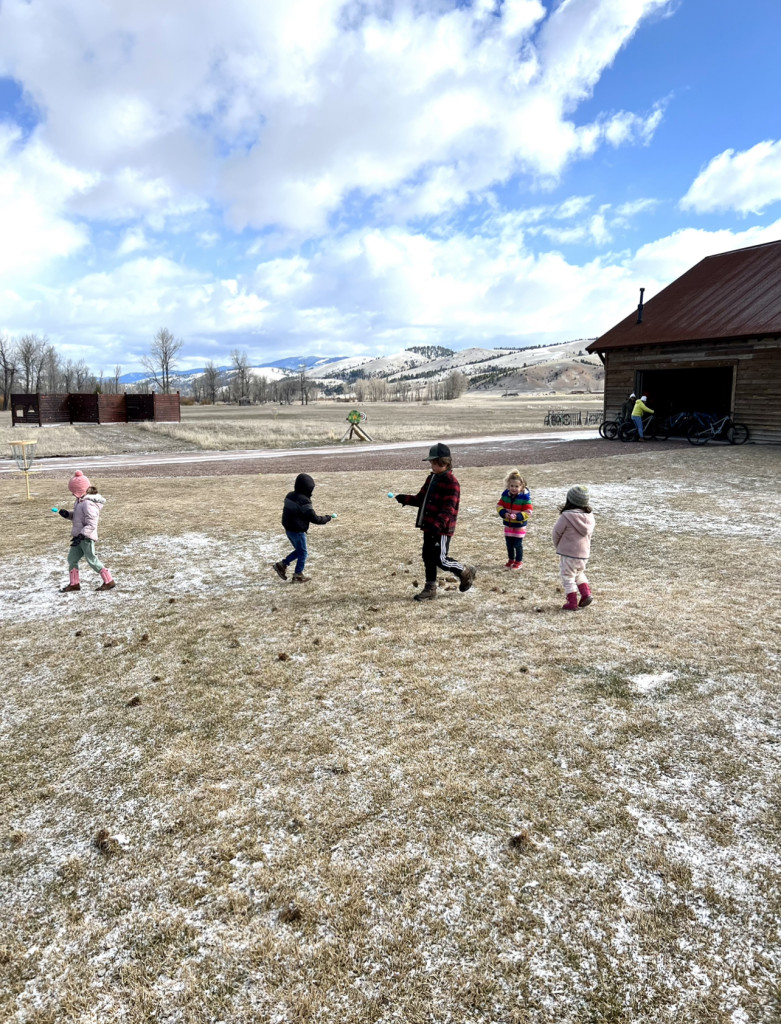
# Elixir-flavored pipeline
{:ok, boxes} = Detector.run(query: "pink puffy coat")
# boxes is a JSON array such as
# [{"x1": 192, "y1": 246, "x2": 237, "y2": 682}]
[
  {"x1": 551, "y1": 509, "x2": 595, "y2": 559},
  {"x1": 64, "y1": 494, "x2": 106, "y2": 540}
]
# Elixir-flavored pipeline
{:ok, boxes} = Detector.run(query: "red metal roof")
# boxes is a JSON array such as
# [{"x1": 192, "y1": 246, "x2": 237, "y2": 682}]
[{"x1": 587, "y1": 239, "x2": 781, "y2": 352}]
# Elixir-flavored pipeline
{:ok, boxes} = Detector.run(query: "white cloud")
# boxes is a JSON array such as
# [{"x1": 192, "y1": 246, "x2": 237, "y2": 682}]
[
  {"x1": 681, "y1": 140, "x2": 781, "y2": 215},
  {"x1": 116, "y1": 227, "x2": 150, "y2": 256},
  {"x1": 0, "y1": 126, "x2": 93, "y2": 279},
  {"x1": 0, "y1": 0, "x2": 672, "y2": 234}
]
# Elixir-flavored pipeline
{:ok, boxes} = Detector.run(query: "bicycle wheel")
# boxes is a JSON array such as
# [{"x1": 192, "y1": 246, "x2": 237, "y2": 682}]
[
  {"x1": 645, "y1": 419, "x2": 667, "y2": 441},
  {"x1": 618, "y1": 421, "x2": 637, "y2": 442},
  {"x1": 687, "y1": 424, "x2": 711, "y2": 445},
  {"x1": 651, "y1": 417, "x2": 670, "y2": 441},
  {"x1": 727, "y1": 423, "x2": 749, "y2": 445},
  {"x1": 599, "y1": 420, "x2": 619, "y2": 440}
]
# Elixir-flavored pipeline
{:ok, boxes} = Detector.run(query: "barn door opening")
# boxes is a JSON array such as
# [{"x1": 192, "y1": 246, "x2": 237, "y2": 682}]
[{"x1": 636, "y1": 365, "x2": 735, "y2": 420}]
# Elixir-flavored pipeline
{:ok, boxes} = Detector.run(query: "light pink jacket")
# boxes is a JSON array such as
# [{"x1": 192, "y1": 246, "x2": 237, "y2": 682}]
[
  {"x1": 64, "y1": 494, "x2": 105, "y2": 540},
  {"x1": 552, "y1": 509, "x2": 595, "y2": 559}
]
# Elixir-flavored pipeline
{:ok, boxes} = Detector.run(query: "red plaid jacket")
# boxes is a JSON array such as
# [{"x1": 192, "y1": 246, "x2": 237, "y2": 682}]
[{"x1": 398, "y1": 471, "x2": 460, "y2": 536}]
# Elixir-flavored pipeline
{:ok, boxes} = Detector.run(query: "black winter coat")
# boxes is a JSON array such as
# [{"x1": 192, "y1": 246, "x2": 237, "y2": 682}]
[{"x1": 282, "y1": 473, "x2": 331, "y2": 533}]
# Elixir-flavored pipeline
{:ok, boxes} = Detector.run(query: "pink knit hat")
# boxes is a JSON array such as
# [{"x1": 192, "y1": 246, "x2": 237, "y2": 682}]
[{"x1": 68, "y1": 470, "x2": 91, "y2": 497}]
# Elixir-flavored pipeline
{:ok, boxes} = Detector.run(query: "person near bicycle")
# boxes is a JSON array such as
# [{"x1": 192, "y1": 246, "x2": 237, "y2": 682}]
[
  {"x1": 631, "y1": 395, "x2": 654, "y2": 439},
  {"x1": 620, "y1": 393, "x2": 636, "y2": 423}
]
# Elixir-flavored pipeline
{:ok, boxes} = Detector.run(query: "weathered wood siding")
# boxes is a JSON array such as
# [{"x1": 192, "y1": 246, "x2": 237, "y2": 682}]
[
  {"x1": 68, "y1": 393, "x2": 100, "y2": 423},
  {"x1": 152, "y1": 394, "x2": 181, "y2": 422},
  {"x1": 96, "y1": 395, "x2": 126, "y2": 423},
  {"x1": 126, "y1": 394, "x2": 154, "y2": 421},
  {"x1": 12, "y1": 392, "x2": 181, "y2": 426},
  {"x1": 11, "y1": 393, "x2": 71, "y2": 426},
  {"x1": 602, "y1": 337, "x2": 781, "y2": 443}
]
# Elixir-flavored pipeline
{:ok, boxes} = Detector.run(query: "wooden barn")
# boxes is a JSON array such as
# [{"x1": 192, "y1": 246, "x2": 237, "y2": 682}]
[
  {"x1": 11, "y1": 392, "x2": 180, "y2": 427},
  {"x1": 587, "y1": 240, "x2": 781, "y2": 443}
]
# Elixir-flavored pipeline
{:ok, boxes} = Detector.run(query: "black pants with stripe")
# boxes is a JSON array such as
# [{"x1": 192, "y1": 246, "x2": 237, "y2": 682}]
[{"x1": 421, "y1": 532, "x2": 464, "y2": 584}]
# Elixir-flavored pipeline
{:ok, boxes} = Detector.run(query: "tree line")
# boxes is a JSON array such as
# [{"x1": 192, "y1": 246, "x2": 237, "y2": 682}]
[
  {"x1": 0, "y1": 333, "x2": 123, "y2": 411},
  {"x1": 1, "y1": 326, "x2": 471, "y2": 410}
]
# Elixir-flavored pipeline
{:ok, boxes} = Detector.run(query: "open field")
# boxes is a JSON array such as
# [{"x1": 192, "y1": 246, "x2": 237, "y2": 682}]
[
  {"x1": 0, "y1": 393, "x2": 603, "y2": 458},
  {"x1": 1, "y1": 445, "x2": 779, "y2": 1023}
]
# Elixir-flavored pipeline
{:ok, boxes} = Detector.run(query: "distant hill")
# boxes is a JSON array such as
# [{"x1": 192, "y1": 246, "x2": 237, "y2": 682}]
[
  {"x1": 120, "y1": 340, "x2": 603, "y2": 396},
  {"x1": 311, "y1": 339, "x2": 603, "y2": 394}
]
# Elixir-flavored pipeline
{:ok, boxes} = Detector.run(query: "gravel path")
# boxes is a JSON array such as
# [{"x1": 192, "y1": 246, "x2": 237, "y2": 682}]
[{"x1": 4, "y1": 433, "x2": 663, "y2": 480}]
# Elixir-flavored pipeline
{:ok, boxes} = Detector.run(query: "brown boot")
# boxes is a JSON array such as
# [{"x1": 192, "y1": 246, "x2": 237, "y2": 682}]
[
  {"x1": 60, "y1": 583, "x2": 81, "y2": 593},
  {"x1": 291, "y1": 573, "x2": 311, "y2": 583},
  {"x1": 414, "y1": 582, "x2": 437, "y2": 601},
  {"x1": 273, "y1": 561, "x2": 288, "y2": 580},
  {"x1": 96, "y1": 581, "x2": 116, "y2": 591},
  {"x1": 458, "y1": 565, "x2": 477, "y2": 592}
]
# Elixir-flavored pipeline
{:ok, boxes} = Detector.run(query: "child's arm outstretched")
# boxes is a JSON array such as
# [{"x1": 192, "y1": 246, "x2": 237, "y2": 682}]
[{"x1": 395, "y1": 480, "x2": 429, "y2": 507}]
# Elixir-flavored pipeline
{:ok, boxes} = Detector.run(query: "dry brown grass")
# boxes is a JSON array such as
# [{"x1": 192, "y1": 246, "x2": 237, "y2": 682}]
[
  {"x1": 0, "y1": 393, "x2": 602, "y2": 457},
  {"x1": 1, "y1": 444, "x2": 779, "y2": 1023}
]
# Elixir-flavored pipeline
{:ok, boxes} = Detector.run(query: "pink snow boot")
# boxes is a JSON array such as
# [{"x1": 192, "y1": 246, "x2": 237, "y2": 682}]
[
  {"x1": 561, "y1": 591, "x2": 579, "y2": 611},
  {"x1": 577, "y1": 582, "x2": 593, "y2": 607},
  {"x1": 61, "y1": 569, "x2": 81, "y2": 593},
  {"x1": 96, "y1": 567, "x2": 116, "y2": 592}
]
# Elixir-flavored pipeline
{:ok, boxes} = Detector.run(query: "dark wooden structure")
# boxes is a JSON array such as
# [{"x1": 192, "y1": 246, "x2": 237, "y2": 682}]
[
  {"x1": 10, "y1": 394, "x2": 70, "y2": 427},
  {"x1": 587, "y1": 240, "x2": 781, "y2": 443},
  {"x1": 11, "y1": 392, "x2": 180, "y2": 427},
  {"x1": 126, "y1": 393, "x2": 181, "y2": 423}
]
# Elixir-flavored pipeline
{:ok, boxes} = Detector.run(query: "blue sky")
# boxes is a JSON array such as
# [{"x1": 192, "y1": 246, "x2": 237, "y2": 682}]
[{"x1": 1, "y1": 0, "x2": 781, "y2": 372}]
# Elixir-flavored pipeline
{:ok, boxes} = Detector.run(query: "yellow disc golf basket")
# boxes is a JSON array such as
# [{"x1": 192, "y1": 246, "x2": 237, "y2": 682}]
[{"x1": 9, "y1": 440, "x2": 38, "y2": 500}]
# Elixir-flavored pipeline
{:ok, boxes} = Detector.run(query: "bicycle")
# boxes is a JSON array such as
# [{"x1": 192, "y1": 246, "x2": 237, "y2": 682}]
[
  {"x1": 687, "y1": 414, "x2": 750, "y2": 446},
  {"x1": 599, "y1": 418, "x2": 621, "y2": 440},
  {"x1": 618, "y1": 413, "x2": 666, "y2": 442},
  {"x1": 659, "y1": 410, "x2": 695, "y2": 437}
]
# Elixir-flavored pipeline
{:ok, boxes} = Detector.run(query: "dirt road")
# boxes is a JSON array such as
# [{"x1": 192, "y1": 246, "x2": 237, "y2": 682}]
[{"x1": 0, "y1": 430, "x2": 665, "y2": 480}]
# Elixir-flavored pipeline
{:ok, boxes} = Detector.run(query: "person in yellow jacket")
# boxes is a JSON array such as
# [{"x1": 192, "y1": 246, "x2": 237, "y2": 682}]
[{"x1": 631, "y1": 395, "x2": 654, "y2": 439}]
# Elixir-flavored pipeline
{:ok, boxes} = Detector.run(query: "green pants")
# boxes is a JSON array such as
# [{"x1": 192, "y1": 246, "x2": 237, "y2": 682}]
[{"x1": 67, "y1": 539, "x2": 104, "y2": 573}]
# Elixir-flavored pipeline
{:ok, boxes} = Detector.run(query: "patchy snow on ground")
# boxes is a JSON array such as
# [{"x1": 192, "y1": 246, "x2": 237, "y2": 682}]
[
  {"x1": 0, "y1": 531, "x2": 279, "y2": 624},
  {"x1": 533, "y1": 481, "x2": 781, "y2": 539}
]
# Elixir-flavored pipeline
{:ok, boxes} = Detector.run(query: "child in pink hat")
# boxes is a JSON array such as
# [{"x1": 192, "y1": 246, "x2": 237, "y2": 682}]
[{"x1": 58, "y1": 471, "x2": 117, "y2": 592}]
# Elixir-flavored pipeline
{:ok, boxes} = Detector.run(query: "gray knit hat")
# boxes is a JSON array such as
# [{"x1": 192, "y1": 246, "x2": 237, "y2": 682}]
[{"x1": 566, "y1": 485, "x2": 590, "y2": 508}]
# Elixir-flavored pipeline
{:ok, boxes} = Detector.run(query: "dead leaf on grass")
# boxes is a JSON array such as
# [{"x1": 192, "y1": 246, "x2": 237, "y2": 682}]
[
  {"x1": 508, "y1": 830, "x2": 536, "y2": 852},
  {"x1": 277, "y1": 652, "x2": 289, "y2": 661},
  {"x1": 93, "y1": 828, "x2": 121, "y2": 856},
  {"x1": 125, "y1": 695, "x2": 142, "y2": 707}
]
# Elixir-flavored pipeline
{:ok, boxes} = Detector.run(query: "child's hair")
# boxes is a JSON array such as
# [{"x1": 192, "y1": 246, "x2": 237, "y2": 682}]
[
  {"x1": 86, "y1": 485, "x2": 98, "y2": 495},
  {"x1": 505, "y1": 468, "x2": 526, "y2": 489},
  {"x1": 431, "y1": 456, "x2": 452, "y2": 470}
]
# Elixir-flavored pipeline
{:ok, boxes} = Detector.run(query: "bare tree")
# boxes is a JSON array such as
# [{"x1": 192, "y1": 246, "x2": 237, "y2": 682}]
[
  {"x1": 250, "y1": 373, "x2": 269, "y2": 404},
  {"x1": 442, "y1": 370, "x2": 469, "y2": 400},
  {"x1": 0, "y1": 334, "x2": 18, "y2": 410},
  {"x1": 297, "y1": 363, "x2": 312, "y2": 405},
  {"x1": 17, "y1": 334, "x2": 49, "y2": 393},
  {"x1": 113, "y1": 365, "x2": 122, "y2": 395},
  {"x1": 230, "y1": 349, "x2": 251, "y2": 403},
  {"x1": 141, "y1": 327, "x2": 184, "y2": 394},
  {"x1": 73, "y1": 359, "x2": 94, "y2": 390},
  {"x1": 201, "y1": 361, "x2": 222, "y2": 404}
]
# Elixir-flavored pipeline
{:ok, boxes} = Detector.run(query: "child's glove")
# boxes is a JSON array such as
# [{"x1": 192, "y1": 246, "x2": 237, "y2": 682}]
[
  {"x1": 58, "y1": 509, "x2": 70, "y2": 518},
  {"x1": 395, "y1": 495, "x2": 405, "y2": 504},
  {"x1": 70, "y1": 534, "x2": 87, "y2": 547}
]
